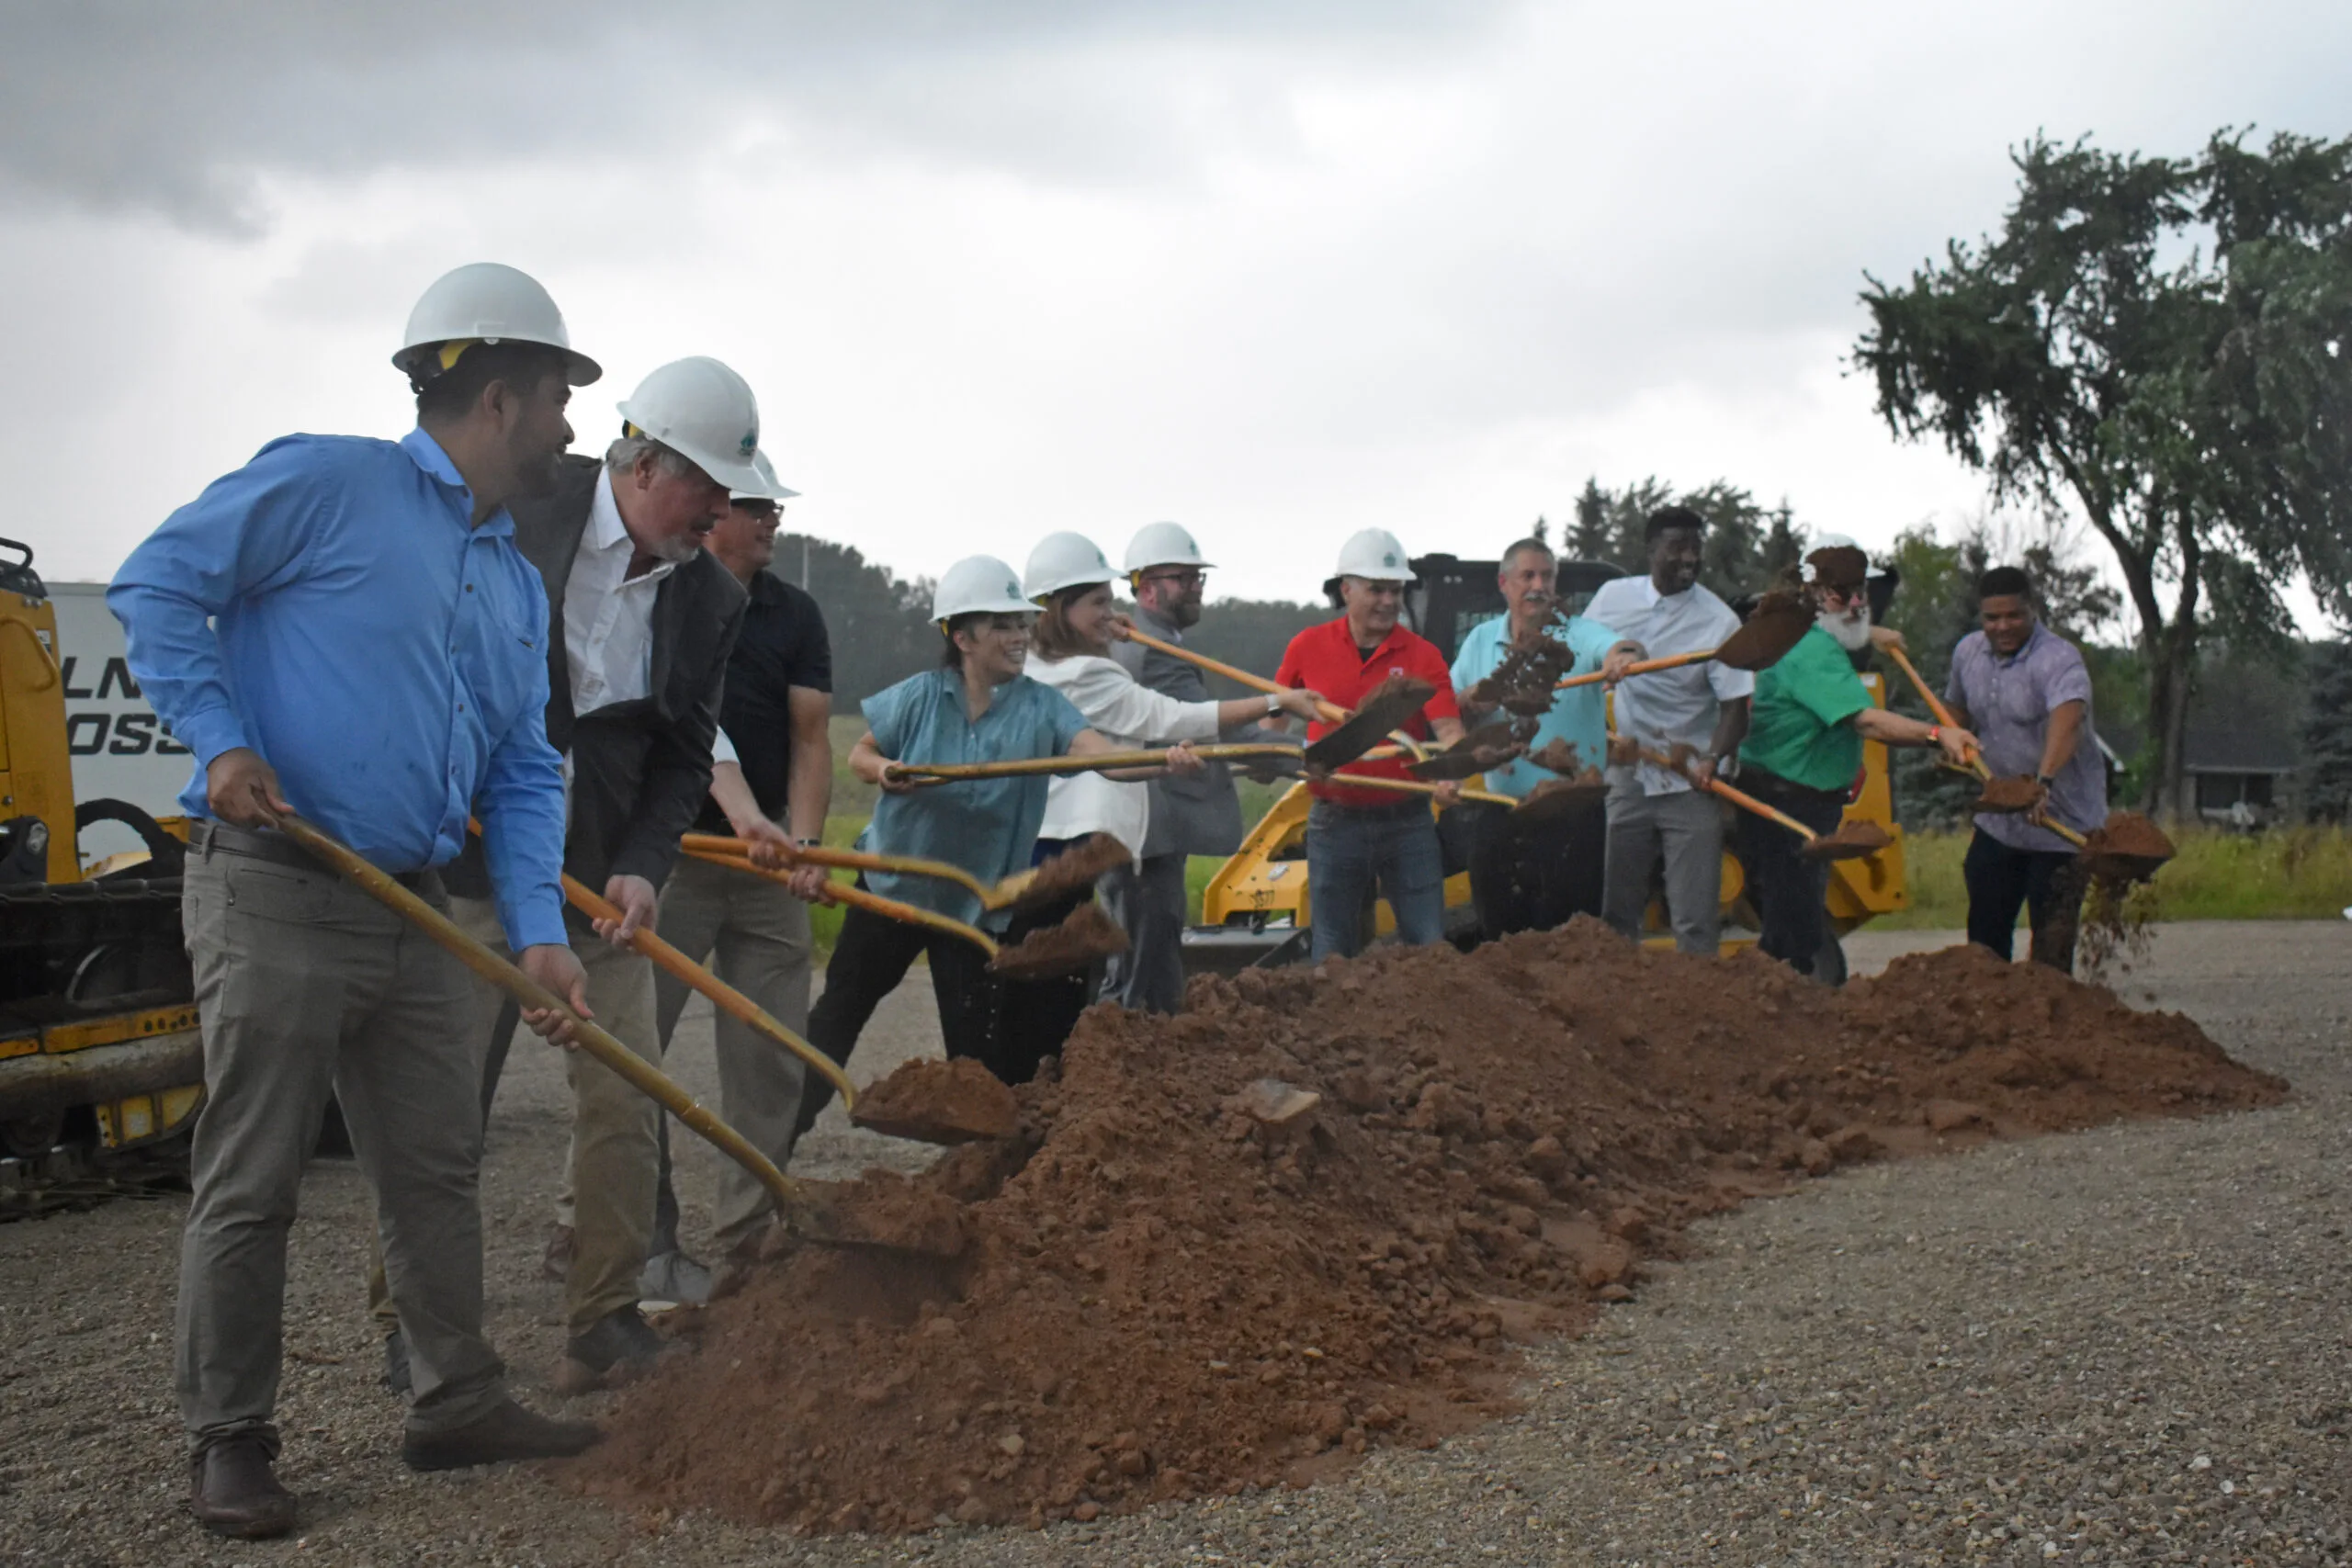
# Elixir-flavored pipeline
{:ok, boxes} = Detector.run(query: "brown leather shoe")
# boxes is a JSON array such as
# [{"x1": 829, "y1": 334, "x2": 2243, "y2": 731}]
[
  {"x1": 540, "y1": 1223, "x2": 574, "y2": 1281},
  {"x1": 187, "y1": 1435, "x2": 297, "y2": 1539},
  {"x1": 401, "y1": 1398, "x2": 603, "y2": 1471}
]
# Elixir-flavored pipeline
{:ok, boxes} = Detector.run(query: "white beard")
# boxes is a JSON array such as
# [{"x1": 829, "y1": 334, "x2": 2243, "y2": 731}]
[{"x1": 1819, "y1": 603, "x2": 1872, "y2": 653}]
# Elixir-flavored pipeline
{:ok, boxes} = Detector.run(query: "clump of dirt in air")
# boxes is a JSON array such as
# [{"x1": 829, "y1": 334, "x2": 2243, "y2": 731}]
[
  {"x1": 1524, "y1": 739, "x2": 1582, "y2": 774},
  {"x1": 1009, "y1": 834, "x2": 1130, "y2": 911},
  {"x1": 987, "y1": 901, "x2": 1129, "y2": 978},
  {"x1": 565, "y1": 926, "x2": 2280, "y2": 1535}
]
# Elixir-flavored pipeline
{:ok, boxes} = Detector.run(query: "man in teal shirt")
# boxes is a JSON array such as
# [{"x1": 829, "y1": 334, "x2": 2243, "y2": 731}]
[
  {"x1": 1451, "y1": 536, "x2": 1639, "y2": 938},
  {"x1": 1736, "y1": 539, "x2": 1975, "y2": 977}
]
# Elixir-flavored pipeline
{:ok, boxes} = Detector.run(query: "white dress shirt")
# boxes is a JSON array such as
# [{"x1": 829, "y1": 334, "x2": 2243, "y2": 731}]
[
  {"x1": 562, "y1": 467, "x2": 677, "y2": 718},
  {"x1": 1584, "y1": 574, "x2": 1754, "y2": 796},
  {"x1": 1026, "y1": 653, "x2": 1220, "y2": 856}
]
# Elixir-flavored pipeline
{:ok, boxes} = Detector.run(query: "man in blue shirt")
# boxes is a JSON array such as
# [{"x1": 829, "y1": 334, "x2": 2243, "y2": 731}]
[
  {"x1": 109, "y1": 263, "x2": 604, "y2": 1538},
  {"x1": 1449, "y1": 536, "x2": 1639, "y2": 940}
]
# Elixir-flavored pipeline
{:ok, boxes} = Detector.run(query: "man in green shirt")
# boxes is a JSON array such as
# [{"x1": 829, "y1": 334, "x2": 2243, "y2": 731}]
[{"x1": 1736, "y1": 539, "x2": 1976, "y2": 978}]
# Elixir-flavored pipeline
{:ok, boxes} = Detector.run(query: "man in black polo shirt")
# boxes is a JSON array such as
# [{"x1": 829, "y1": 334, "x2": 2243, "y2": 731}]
[{"x1": 642, "y1": 455, "x2": 831, "y2": 1299}]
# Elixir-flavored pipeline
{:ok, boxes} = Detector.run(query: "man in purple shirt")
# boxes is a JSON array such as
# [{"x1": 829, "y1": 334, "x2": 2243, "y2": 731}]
[{"x1": 1942, "y1": 566, "x2": 2107, "y2": 970}]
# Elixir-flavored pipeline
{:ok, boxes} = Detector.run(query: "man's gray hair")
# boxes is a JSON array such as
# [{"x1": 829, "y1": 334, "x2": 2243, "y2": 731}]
[{"x1": 605, "y1": 434, "x2": 702, "y2": 479}]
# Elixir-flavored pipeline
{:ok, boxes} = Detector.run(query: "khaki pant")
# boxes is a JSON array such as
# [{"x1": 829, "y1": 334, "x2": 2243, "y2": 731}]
[
  {"x1": 179, "y1": 839, "x2": 506, "y2": 1448},
  {"x1": 365, "y1": 900, "x2": 658, "y2": 1338},
  {"x1": 651, "y1": 854, "x2": 811, "y2": 1249}
]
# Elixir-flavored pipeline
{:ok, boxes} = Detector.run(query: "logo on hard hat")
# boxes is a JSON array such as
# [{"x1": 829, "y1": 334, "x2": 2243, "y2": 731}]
[
  {"x1": 1005, "y1": 579, "x2": 1021, "y2": 597},
  {"x1": 739, "y1": 429, "x2": 758, "y2": 458},
  {"x1": 1383, "y1": 551, "x2": 1398, "y2": 567}
]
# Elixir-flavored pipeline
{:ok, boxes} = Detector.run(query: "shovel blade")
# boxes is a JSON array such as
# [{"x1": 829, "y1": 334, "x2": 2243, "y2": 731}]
[
  {"x1": 1712, "y1": 591, "x2": 1813, "y2": 671},
  {"x1": 1305, "y1": 676, "x2": 1437, "y2": 768},
  {"x1": 1797, "y1": 821, "x2": 1893, "y2": 862}
]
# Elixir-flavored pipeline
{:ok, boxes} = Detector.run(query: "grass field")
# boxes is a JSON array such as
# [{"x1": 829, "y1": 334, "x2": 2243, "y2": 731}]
[{"x1": 1877, "y1": 824, "x2": 2352, "y2": 929}]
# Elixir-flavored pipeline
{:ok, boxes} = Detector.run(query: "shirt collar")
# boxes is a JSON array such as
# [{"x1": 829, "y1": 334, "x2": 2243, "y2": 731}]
[
  {"x1": 400, "y1": 427, "x2": 511, "y2": 538},
  {"x1": 587, "y1": 467, "x2": 631, "y2": 553},
  {"x1": 1993, "y1": 621, "x2": 2052, "y2": 664}
]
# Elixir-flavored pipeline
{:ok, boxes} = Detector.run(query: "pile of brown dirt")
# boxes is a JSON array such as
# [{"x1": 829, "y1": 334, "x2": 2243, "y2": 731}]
[{"x1": 567, "y1": 926, "x2": 2281, "y2": 1534}]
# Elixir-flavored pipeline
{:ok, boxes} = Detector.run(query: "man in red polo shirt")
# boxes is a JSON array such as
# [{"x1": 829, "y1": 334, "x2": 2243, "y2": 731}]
[{"x1": 1274, "y1": 528, "x2": 1464, "y2": 960}]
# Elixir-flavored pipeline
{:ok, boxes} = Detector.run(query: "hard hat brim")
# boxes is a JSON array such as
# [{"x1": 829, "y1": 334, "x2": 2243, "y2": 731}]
[{"x1": 392, "y1": 343, "x2": 602, "y2": 388}]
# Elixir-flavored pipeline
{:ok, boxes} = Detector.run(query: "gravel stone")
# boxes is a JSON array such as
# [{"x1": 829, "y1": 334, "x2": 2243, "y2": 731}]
[{"x1": 2, "y1": 923, "x2": 2346, "y2": 1564}]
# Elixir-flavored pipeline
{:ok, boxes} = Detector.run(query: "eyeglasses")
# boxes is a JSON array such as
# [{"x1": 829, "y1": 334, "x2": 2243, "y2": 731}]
[
  {"x1": 1816, "y1": 582, "x2": 1865, "y2": 605},
  {"x1": 1140, "y1": 569, "x2": 1206, "y2": 589}
]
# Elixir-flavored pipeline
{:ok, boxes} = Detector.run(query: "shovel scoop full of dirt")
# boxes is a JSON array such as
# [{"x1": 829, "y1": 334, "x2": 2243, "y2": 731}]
[
  {"x1": 988, "y1": 900, "x2": 1130, "y2": 978},
  {"x1": 2081, "y1": 810, "x2": 2175, "y2": 884},
  {"x1": 1513, "y1": 770, "x2": 1608, "y2": 824},
  {"x1": 1000, "y1": 832, "x2": 1130, "y2": 910},
  {"x1": 1973, "y1": 774, "x2": 2046, "y2": 815},
  {"x1": 1797, "y1": 819, "x2": 1893, "y2": 862},
  {"x1": 849, "y1": 1056, "x2": 1021, "y2": 1145}
]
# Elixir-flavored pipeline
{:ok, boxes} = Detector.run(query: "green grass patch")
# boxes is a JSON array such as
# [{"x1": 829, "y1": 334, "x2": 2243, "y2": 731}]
[{"x1": 1873, "y1": 825, "x2": 2352, "y2": 930}]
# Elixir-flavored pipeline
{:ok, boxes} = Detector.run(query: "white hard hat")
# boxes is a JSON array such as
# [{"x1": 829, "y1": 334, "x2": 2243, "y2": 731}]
[
  {"x1": 933, "y1": 556, "x2": 1035, "y2": 623},
  {"x1": 1122, "y1": 521, "x2": 1216, "y2": 575},
  {"x1": 1023, "y1": 532, "x2": 1116, "y2": 601},
  {"x1": 394, "y1": 262, "x2": 600, "y2": 387},
  {"x1": 1806, "y1": 532, "x2": 1889, "y2": 580},
  {"x1": 1332, "y1": 527, "x2": 1417, "y2": 583},
  {"x1": 729, "y1": 449, "x2": 799, "y2": 505},
  {"x1": 616, "y1": 356, "x2": 767, "y2": 494}
]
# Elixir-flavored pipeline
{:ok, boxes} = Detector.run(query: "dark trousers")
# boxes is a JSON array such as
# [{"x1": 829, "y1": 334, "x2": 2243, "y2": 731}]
[
  {"x1": 1465, "y1": 799, "x2": 1604, "y2": 941},
  {"x1": 991, "y1": 891, "x2": 1096, "y2": 1085},
  {"x1": 1734, "y1": 778, "x2": 1848, "y2": 980},
  {"x1": 1098, "y1": 852, "x2": 1190, "y2": 1014},
  {"x1": 1962, "y1": 829, "x2": 2088, "y2": 973},
  {"x1": 796, "y1": 898, "x2": 998, "y2": 1141}
]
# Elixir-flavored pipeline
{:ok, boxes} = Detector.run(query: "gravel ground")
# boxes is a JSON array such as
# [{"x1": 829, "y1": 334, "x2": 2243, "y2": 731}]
[{"x1": 3, "y1": 921, "x2": 2347, "y2": 1565}]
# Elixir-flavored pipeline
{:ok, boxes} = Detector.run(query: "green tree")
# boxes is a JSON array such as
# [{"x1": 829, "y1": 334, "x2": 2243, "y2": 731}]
[
  {"x1": 777, "y1": 534, "x2": 941, "y2": 711},
  {"x1": 1855, "y1": 128, "x2": 2352, "y2": 816},
  {"x1": 2304, "y1": 640, "x2": 2352, "y2": 822}
]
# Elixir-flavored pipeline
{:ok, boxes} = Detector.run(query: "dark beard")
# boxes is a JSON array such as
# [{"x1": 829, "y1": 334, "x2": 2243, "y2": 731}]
[{"x1": 1164, "y1": 597, "x2": 1203, "y2": 630}]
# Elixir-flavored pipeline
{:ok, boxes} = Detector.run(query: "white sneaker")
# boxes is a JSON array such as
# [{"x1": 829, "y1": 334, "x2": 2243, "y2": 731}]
[{"x1": 636, "y1": 1248, "x2": 712, "y2": 1307}]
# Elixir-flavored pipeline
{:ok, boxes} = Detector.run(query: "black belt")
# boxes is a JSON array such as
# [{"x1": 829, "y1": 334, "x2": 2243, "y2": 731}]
[
  {"x1": 1736, "y1": 768, "x2": 1853, "y2": 811},
  {"x1": 189, "y1": 819, "x2": 440, "y2": 893}
]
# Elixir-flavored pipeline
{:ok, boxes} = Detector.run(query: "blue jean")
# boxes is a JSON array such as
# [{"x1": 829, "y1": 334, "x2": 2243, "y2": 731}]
[{"x1": 1306, "y1": 800, "x2": 1448, "y2": 961}]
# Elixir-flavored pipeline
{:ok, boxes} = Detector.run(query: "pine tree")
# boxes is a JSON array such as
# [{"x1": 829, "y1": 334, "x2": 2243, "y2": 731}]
[{"x1": 2303, "y1": 640, "x2": 2352, "y2": 822}]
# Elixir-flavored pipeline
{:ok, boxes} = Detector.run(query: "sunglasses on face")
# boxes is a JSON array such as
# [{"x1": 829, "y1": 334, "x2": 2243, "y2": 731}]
[{"x1": 1142, "y1": 570, "x2": 1206, "y2": 589}]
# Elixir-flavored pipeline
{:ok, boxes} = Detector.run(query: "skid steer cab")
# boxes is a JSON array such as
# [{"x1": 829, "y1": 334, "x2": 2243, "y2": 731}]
[{"x1": 1179, "y1": 552, "x2": 1908, "y2": 977}]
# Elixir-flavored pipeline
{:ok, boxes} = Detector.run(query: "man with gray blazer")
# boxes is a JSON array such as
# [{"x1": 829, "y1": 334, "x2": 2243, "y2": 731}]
[
  {"x1": 431, "y1": 356, "x2": 762, "y2": 1393},
  {"x1": 1103, "y1": 523, "x2": 1283, "y2": 1013}
]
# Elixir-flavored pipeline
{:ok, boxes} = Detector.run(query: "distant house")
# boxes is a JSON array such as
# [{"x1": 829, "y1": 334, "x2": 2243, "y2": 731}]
[
  {"x1": 2182, "y1": 718, "x2": 2302, "y2": 822},
  {"x1": 2103, "y1": 643, "x2": 2312, "y2": 825}
]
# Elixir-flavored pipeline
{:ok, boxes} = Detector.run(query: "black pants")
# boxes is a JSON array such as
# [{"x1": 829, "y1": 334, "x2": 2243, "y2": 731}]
[
  {"x1": 990, "y1": 891, "x2": 1096, "y2": 1086},
  {"x1": 1962, "y1": 829, "x2": 2088, "y2": 973},
  {"x1": 1465, "y1": 798, "x2": 1605, "y2": 942},
  {"x1": 1734, "y1": 777, "x2": 1848, "y2": 979},
  {"x1": 796, "y1": 898, "x2": 998, "y2": 1140}
]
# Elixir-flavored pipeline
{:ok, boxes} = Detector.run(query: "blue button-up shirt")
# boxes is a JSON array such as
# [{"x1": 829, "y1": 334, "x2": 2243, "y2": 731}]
[
  {"x1": 1450, "y1": 613, "x2": 1623, "y2": 798},
  {"x1": 108, "y1": 429, "x2": 569, "y2": 949},
  {"x1": 861, "y1": 667, "x2": 1089, "y2": 929},
  {"x1": 1944, "y1": 621, "x2": 2106, "y2": 853}
]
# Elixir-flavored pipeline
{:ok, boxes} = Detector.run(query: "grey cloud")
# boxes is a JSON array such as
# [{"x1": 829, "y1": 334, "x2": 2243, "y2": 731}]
[{"x1": 0, "y1": 0, "x2": 1510, "y2": 231}]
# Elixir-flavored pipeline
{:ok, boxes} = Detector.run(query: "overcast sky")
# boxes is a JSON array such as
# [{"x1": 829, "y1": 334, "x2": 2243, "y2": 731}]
[{"x1": 7, "y1": 1, "x2": 2346, "y2": 617}]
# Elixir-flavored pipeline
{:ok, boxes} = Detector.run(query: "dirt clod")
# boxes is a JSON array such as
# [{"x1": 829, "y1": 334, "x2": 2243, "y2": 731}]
[
  {"x1": 1973, "y1": 774, "x2": 2045, "y2": 814},
  {"x1": 566, "y1": 925, "x2": 2280, "y2": 1535}
]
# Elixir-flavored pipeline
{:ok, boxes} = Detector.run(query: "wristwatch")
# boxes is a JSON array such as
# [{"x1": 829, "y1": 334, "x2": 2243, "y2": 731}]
[{"x1": 1264, "y1": 691, "x2": 1283, "y2": 716}]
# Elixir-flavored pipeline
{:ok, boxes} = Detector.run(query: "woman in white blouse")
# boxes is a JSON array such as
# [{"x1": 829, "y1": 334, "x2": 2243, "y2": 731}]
[{"x1": 1021, "y1": 532, "x2": 1328, "y2": 860}]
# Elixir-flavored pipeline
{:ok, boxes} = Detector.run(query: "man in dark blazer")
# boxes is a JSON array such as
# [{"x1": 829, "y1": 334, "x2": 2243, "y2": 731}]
[
  {"x1": 447, "y1": 356, "x2": 763, "y2": 1393},
  {"x1": 1102, "y1": 522, "x2": 1286, "y2": 1013}
]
